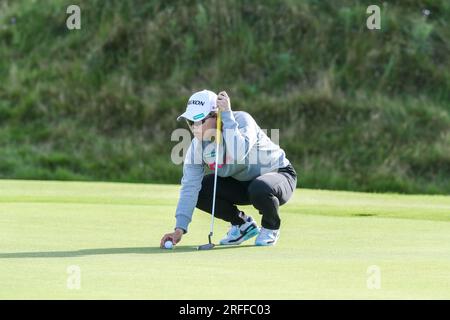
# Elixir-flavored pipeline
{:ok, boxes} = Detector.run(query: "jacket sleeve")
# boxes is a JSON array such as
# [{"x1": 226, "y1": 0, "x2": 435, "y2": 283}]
[
  {"x1": 174, "y1": 140, "x2": 205, "y2": 233},
  {"x1": 221, "y1": 111, "x2": 258, "y2": 163}
]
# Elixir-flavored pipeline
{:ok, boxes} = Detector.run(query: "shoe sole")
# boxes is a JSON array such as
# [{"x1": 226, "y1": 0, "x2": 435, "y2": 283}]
[
  {"x1": 255, "y1": 241, "x2": 276, "y2": 246},
  {"x1": 255, "y1": 235, "x2": 280, "y2": 246},
  {"x1": 220, "y1": 227, "x2": 260, "y2": 246}
]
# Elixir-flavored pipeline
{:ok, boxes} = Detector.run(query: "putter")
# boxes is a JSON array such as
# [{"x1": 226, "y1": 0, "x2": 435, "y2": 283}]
[{"x1": 198, "y1": 110, "x2": 222, "y2": 251}]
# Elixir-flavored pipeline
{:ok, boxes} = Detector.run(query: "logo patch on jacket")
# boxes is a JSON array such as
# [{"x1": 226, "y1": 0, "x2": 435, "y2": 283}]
[
  {"x1": 208, "y1": 162, "x2": 223, "y2": 170},
  {"x1": 205, "y1": 151, "x2": 223, "y2": 170}
]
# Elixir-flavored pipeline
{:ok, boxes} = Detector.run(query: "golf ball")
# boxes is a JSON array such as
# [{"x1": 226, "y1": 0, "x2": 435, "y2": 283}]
[{"x1": 164, "y1": 240, "x2": 173, "y2": 249}]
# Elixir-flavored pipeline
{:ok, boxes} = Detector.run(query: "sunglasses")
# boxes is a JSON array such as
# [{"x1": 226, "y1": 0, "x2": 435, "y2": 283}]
[{"x1": 185, "y1": 113, "x2": 216, "y2": 127}]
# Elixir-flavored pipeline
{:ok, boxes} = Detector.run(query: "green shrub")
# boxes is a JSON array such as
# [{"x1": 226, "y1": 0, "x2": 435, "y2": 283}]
[{"x1": 0, "y1": 0, "x2": 449, "y2": 194}]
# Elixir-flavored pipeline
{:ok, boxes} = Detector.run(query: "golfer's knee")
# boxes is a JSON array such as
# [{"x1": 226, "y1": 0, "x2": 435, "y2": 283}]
[
  {"x1": 196, "y1": 187, "x2": 212, "y2": 210},
  {"x1": 198, "y1": 175, "x2": 214, "y2": 199},
  {"x1": 196, "y1": 193, "x2": 210, "y2": 211}
]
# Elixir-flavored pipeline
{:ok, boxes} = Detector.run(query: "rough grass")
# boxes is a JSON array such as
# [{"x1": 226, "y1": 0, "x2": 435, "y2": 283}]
[{"x1": 0, "y1": 0, "x2": 449, "y2": 193}]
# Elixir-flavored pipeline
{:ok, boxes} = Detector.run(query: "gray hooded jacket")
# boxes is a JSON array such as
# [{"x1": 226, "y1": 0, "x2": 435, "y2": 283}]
[{"x1": 175, "y1": 110, "x2": 290, "y2": 232}]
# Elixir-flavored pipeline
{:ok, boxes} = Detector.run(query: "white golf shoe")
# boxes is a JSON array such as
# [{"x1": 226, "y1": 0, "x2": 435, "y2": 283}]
[
  {"x1": 255, "y1": 227, "x2": 280, "y2": 246},
  {"x1": 219, "y1": 215, "x2": 260, "y2": 245}
]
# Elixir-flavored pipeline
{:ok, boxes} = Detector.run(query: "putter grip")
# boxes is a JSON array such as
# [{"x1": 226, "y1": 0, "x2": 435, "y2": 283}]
[{"x1": 216, "y1": 111, "x2": 222, "y2": 144}]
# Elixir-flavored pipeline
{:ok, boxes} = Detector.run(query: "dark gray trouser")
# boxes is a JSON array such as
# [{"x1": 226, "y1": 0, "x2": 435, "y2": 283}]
[{"x1": 196, "y1": 164, "x2": 297, "y2": 230}]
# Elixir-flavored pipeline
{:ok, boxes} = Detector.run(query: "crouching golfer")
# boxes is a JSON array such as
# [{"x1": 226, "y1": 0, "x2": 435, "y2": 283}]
[{"x1": 160, "y1": 90, "x2": 297, "y2": 248}]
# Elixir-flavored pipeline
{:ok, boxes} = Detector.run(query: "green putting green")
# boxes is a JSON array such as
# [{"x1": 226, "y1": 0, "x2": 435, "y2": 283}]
[{"x1": 0, "y1": 179, "x2": 449, "y2": 299}]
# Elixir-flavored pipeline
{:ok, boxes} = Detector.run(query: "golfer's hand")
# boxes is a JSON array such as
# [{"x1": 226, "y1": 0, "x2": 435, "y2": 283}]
[
  {"x1": 217, "y1": 91, "x2": 231, "y2": 112},
  {"x1": 160, "y1": 229, "x2": 183, "y2": 248}
]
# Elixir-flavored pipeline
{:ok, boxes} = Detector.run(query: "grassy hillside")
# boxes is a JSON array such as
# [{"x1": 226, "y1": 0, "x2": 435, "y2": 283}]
[
  {"x1": 1, "y1": 180, "x2": 449, "y2": 299},
  {"x1": 0, "y1": 0, "x2": 449, "y2": 193}
]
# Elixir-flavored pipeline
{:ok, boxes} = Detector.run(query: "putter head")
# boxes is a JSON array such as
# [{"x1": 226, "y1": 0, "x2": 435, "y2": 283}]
[
  {"x1": 198, "y1": 233, "x2": 215, "y2": 250},
  {"x1": 197, "y1": 243, "x2": 215, "y2": 250}
]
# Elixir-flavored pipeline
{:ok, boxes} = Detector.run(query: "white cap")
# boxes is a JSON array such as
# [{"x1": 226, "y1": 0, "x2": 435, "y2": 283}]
[{"x1": 177, "y1": 89, "x2": 217, "y2": 121}]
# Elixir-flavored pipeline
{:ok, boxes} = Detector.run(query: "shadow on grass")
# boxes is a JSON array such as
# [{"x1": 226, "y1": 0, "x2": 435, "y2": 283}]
[{"x1": 0, "y1": 244, "x2": 258, "y2": 258}]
